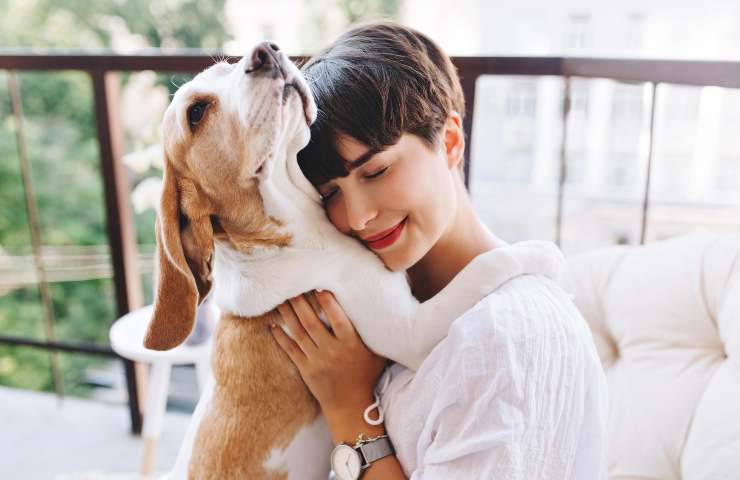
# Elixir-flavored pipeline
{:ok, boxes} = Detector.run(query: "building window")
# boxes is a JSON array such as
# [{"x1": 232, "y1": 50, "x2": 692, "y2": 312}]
[
  {"x1": 605, "y1": 152, "x2": 637, "y2": 188},
  {"x1": 565, "y1": 151, "x2": 587, "y2": 185},
  {"x1": 261, "y1": 22, "x2": 275, "y2": 41},
  {"x1": 571, "y1": 89, "x2": 589, "y2": 117},
  {"x1": 655, "y1": 153, "x2": 692, "y2": 195},
  {"x1": 626, "y1": 13, "x2": 644, "y2": 50},
  {"x1": 566, "y1": 14, "x2": 591, "y2": 51},
  {"x1": 495, "y1": 149, "x2": 534, "y2": 183},
  {"x1": 717, "y1": 156, "x2": 740, "y2": 191},
  {"x1": 625, "y1": 13, "x2": 645, "y2": 50},
  {"x1": 505, "y1": 86, "x2": 537, "y2": 118},
  {"x1": 662, "y1": 87, "x2": 700, "y2": 128},
  {"x1": 612, "y1": 87, "x2": 643, "y2": 124}
]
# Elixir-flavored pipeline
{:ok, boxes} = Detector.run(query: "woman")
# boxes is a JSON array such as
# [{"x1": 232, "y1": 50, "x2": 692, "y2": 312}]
[{"x1": 269, "y1": 21, "x2": 608, "y2": 479}]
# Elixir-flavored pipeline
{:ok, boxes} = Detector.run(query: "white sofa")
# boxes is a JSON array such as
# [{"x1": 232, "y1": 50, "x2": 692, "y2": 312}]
[{"x1": 560, "y1": 233, "x2": 740, "y2": 480}]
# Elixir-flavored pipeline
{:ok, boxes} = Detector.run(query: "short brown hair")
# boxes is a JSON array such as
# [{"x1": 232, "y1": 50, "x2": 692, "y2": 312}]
[{"x1": 297, "y1": 21, "x2": 466, "y2": 186}]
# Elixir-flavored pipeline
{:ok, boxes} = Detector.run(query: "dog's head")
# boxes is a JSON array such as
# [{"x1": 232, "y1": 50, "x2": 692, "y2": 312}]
[{"x1": 144, "y1": 43, "x2": 317, "y2": 350}]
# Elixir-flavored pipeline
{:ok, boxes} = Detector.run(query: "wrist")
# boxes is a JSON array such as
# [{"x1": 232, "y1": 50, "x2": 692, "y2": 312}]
[
  {"x1": 321, "y1": 390, "x2": 374, "y2": 424},
  {"x1": 323, "y1": 398, "x2": 386, "y2": 445},
  {"x1": 322, "y1": 388, "x2": 375, "y2": 412},
  {"x1": 331, "y1": 420, "x2": 386, "y2": 446}
]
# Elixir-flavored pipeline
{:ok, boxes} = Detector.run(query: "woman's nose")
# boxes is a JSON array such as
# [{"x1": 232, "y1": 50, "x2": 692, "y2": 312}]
[{"x1": 343, "y1": 191, "x2": 377, "y2": 232}]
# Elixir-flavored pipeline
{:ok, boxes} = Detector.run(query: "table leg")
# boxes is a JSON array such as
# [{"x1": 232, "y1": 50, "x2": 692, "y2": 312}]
[{"x1": 140, "y1": 361, "x2": 171, "y2": 478}]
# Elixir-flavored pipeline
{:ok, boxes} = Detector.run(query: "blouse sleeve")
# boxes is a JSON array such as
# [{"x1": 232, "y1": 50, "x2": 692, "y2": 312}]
[{"x1": 406, "y1": 277, "x2": 599, "y2": 479}]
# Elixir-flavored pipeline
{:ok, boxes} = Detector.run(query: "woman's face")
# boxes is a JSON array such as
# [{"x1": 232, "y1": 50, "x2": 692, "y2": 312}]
[{"x1": 317, "y1": 125, "x2": 462, "y2": 272}]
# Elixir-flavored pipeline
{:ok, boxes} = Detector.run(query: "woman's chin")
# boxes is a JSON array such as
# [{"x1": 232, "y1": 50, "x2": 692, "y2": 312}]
[
  {"x1": 384, "y1": 259, "x2": 407, "y2": 273},
  {"x1": 377, "y1": 245, "x2": 419, "y2": 273}
]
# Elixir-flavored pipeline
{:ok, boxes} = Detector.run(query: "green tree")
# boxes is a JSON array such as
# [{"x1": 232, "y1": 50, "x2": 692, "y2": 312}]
[
  {"x1": 0, "y1": 0, "x2": 404, "y2": 397},
  {"x1": 339, "y1": 0, "x2": 401, "y2": 23},
  {"x1": 0, "y1": 0, "x2": 228, "y2": 396}
]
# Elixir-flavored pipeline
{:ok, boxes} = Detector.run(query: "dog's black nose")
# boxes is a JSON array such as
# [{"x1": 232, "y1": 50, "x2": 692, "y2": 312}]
[{"x1": 245, "y1": 42, "x2": 282, "y2": 75}]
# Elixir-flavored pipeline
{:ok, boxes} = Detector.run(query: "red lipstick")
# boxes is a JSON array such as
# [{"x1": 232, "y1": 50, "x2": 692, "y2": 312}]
[{"x1": 363, "y1": 218, "x2": 407, "y2": 250}]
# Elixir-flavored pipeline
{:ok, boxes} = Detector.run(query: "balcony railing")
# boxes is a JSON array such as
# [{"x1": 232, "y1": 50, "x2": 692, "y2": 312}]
[{"x1": 1, "y1": 52, "x2": 739, "y2": 434}]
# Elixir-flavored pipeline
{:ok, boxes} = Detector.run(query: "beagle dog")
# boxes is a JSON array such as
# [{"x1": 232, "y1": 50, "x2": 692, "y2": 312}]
[{"x1": 147, "y1": 42, "x2": 561, "y2": 479}]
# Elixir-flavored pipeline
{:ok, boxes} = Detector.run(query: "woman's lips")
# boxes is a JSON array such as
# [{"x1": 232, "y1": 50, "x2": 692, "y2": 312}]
[{"x1": 364, "y1": 218, "x2": 407, "y2": 250}]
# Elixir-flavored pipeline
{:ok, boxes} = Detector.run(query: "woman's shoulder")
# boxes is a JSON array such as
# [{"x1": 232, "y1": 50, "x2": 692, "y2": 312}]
[
  {"x1": 447, "y1": 273, "x2": 587, "y2": 346},
  {"x1": 416, "y1": 274, "x2": 601, "y2": 387}
]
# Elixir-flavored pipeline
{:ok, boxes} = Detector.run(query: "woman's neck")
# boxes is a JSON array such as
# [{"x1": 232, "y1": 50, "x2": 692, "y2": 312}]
[{"x1": 407, "y1": 182, "x2": 499, "y2": 302}]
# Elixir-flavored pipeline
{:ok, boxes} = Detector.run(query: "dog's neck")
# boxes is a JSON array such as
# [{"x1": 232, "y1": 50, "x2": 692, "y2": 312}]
[
  {"x1": 258, "y1": 132, "x2": 330, "y2": 244},
  {"x1": 210, "y1": 131, "x2": 376, "y2": 317}
]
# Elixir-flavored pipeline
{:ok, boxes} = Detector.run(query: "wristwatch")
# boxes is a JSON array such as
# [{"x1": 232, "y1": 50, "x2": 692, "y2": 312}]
[{"x1": 330, "y1": 434, "x2": 395, "y2": 480}]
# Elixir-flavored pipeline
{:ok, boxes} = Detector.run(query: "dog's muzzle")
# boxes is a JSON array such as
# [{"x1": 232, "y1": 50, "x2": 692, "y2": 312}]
[
  {"x1": 244, "y1": 42, "x2": 284, "y2": 78},
  {"x1": 244, "y1": 41, "x2": 315, "y2": 126}
]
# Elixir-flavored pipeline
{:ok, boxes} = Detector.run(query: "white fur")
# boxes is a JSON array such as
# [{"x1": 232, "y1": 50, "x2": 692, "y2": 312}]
[{"x1": 262, "y1": 416, "x2": 333, "y2": 479}]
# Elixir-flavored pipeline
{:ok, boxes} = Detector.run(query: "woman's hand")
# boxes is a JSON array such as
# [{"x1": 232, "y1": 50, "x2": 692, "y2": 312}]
[{"x1": 271, "y1": 290, "x2": 388, "y2": 417}]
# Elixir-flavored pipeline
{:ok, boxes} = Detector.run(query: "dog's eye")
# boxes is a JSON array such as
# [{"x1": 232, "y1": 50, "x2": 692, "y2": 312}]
[{"x1": 188, "y1": 102, "x2": 209, "y2": 128}]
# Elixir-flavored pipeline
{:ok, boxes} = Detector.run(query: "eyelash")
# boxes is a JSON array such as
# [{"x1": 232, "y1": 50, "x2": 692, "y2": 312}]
[
  {"x1": 321, "y1": 189, "x2": 338, "y2": 203},
  {"x1": 320, "y1": 166, "x2": 390, "y2": 203},
  {"x1": 365, "y1": 166, "x2": 389, "y2": 179}
]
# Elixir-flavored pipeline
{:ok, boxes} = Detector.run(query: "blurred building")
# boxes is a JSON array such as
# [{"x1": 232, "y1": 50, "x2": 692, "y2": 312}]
[{"x1": 402, "y1": 0, "x2": 740, "y2": 253}]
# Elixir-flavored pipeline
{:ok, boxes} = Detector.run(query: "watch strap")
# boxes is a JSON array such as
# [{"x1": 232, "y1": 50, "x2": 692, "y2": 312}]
[{"x1": 358, "y1": 436, "x2": 394, "y2": 467}]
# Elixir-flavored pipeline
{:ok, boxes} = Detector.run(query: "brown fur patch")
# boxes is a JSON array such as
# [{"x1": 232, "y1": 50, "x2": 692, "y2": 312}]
[
  {"x1": 188, "y1": 311, "x2": 320, "y2": 479},
  {"x1": 212, "y1": 186, "x2": 292, "y2": 253}
]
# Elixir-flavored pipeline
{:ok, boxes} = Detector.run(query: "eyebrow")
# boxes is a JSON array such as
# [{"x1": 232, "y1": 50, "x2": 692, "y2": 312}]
[{"x1": 347, "y1": 147, "x2": 383, "y2": 169}]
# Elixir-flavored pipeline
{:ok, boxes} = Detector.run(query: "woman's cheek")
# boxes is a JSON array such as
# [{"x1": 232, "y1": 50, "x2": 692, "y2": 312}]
[
  {"x1": 325, "y1": 200, "x2": 350, "y2": 235},
  {"x1": 372, "y1": 167, "x2": 409, "y2": 204}
]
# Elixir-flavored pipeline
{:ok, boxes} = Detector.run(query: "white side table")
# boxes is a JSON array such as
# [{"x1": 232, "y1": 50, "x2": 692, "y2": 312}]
[{"x1": 110, "y1": 304, "x2": 213, "y2": 478}]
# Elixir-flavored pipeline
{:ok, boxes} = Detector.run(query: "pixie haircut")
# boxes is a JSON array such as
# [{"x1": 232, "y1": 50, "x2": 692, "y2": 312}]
[{"x1": 297, "y1": 21, "x2": 466, "y2": 187}]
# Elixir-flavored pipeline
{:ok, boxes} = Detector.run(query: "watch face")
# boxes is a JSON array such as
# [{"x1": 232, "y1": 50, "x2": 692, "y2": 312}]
[{"x1": 331, "y1": 444, "x2": 362, "y2": 480}]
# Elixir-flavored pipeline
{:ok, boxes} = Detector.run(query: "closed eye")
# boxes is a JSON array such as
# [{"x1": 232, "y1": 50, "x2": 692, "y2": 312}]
[
  {"x1": 320, "y1": 166, "x2": 388, "y2": 203},
  {"x1": 320, "y1": 187, "x2": 339, "y2": 203},
  {"x1": 364, "y1": 166, "x2": 389, "y2": 179}
]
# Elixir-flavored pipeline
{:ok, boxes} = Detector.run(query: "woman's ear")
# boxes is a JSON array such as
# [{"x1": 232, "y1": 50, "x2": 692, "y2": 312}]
[{"x1": 443, "y1": 111, "x2": 465, "y2": 171}]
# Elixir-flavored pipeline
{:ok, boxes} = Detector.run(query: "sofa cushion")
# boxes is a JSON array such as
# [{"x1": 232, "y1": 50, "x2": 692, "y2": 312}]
[{"x1": 560, "y1": 233, "x2": 740, "y2": 480}]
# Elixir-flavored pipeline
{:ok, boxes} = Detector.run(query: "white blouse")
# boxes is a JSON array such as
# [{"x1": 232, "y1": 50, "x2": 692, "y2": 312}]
[{"x1": 376, "y1": 243, "x2": 609, "y2": 479}]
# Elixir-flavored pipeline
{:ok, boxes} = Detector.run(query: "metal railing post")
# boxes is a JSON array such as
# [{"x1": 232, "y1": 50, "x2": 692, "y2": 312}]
[
  {"x1": 90, "y1": 69, "x2": 144, "y2": 435},
  {"x1": 459, "y1": 71, "x2": 478, "y2": 188},
  {"x1": 640, "y1": 83, "x2": 659, "y2": 245},
  {"x1": 7, "y1": 71, "x2": 64, "y2": 401},
  {"x1": 555, "y1": 77, "x2": 572, "y2": 247}
]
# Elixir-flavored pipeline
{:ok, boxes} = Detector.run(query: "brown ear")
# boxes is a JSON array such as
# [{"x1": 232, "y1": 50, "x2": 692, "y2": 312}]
[{"x1": 144, "y1": 159, "x2": 214, "y2": 350}]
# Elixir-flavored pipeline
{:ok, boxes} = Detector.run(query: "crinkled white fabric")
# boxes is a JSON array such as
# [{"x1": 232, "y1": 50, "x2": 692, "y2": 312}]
[{"x1": 377, "y1": 247, "x2": 609, "y2": 479}]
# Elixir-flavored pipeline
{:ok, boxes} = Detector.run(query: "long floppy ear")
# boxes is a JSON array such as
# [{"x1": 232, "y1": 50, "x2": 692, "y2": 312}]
[{"x1": 144, "y1": 158, "x2": 214, "y2": 350}]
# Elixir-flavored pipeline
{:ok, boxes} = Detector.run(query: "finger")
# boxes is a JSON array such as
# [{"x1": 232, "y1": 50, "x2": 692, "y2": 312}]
[
  {"x1": 289, "y1": 294, "x2": 334, "y2": 348},
  {"x1": 316, "y1": 291, "x2": 358, "y2": 343},
  {"x1": 278, "y1": 301, "x2": 317, "y2": 357},
  {"x1": 270, "y1": 323, "x2": 306, "y2": 367},
  {"x1": 305, "y1": 292, "x2": 333, "y2": 333}
]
